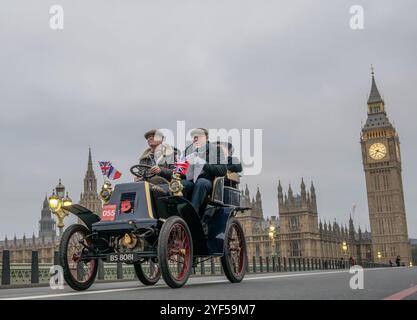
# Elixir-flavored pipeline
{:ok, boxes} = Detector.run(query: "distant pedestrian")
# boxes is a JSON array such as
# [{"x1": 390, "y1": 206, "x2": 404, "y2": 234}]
[
  {"x1": 395, "y1": 255, "x2": 401, "y2": 267},
  {"x1": 389, "y1": 260, "x2": 393, "y2": 267}
]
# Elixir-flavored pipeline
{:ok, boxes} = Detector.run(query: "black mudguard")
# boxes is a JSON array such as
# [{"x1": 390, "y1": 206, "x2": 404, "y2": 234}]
[
  {"x1": 62, "y1": 204, "x2": 101, "y2": 231},
  {"x1": 159, "y1": 196, "x2": 208, "y2": 256}
]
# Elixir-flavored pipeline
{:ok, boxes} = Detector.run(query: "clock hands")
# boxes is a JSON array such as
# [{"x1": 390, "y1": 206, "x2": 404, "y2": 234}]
[{"x1": 370, "y1": 143, "x2": 386, "y2": 159}]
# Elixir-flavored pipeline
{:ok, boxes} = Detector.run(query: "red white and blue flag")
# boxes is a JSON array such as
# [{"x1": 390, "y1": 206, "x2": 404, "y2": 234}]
[
  {"x1": 99, "y1": 161, "x2": 122, "y2": 180},
  {"x1": 174, "y1": 161, "x2": 190, "y2": 175}
]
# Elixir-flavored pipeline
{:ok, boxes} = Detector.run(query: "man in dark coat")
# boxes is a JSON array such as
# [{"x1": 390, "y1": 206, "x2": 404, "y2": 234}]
[
  {"x1": 182, "y1": 128, "x2": 227, "y2": 216},
  {"x1": 216, "y1": 141, "x2": 242, "y2": 188},
  {"x1": 216, "y1": 141, "x2": 243, "y2": 174}
]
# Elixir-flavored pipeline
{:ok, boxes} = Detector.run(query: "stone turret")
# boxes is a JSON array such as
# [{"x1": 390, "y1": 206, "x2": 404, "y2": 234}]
[
  {"x1": 39, "y1": 194, "x2": 56, "y2": 239},
  {"x1": 301, "y1": 178, "x2": 306, "y2": 204},
  {"x1": 79, "y1": 147, "x2": 102, "y2": 215},
  {"x1": 277, "y1": 180, "x2": 283, "y2": 207}
]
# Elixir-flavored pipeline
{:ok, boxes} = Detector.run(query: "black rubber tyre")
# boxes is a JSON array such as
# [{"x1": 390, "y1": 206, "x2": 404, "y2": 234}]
[
  {"x1": 59, "y1": 224, "x2": 98, "y2": 291},
  {"x1": 134, "y1": 259, "x2": 161, "y2": 285},
  {"x1": 158, "y1": 216, "x2": 193, "y2": 288},
  {"x1": 221, "y1": 217, "x2": 247, "y2": 283}
]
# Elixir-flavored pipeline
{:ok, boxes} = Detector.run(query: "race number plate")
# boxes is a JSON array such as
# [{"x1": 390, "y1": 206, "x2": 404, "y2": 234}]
[
  {"x1": 107, "y1": 253, "x2": 138, "y2": 263},
  {"x1": 101, "y1": 205, "x2": 116, "y2": 221}
]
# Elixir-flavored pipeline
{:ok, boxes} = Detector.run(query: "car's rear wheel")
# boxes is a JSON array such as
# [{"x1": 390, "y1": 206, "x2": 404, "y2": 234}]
[
  {"x1": 59, "y1": 224, "x2": 98, "y2": 291},
  {"x1": 134, "y1": 259, "x2": 161, "y2": 285},
  {"x1": 158, "y1": 216, "x2": 193, "y2": 288},
  {"x1": 221, "y1": 217, "x2": 247, "y2": 283}
]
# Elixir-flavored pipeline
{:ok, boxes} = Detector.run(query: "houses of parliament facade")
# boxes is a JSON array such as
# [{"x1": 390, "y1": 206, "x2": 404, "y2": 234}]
[
  {"x1": 0, "y1": 71, "x2": 412, "y2": 265},
  {"x1": 240, "y1": 70, "x2": 411, "y2": 264}
]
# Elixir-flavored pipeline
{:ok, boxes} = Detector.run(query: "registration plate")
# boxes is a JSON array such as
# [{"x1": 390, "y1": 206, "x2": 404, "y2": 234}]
[{"x1": 107, "y1": 253, "x2": 138, "y2": 263}]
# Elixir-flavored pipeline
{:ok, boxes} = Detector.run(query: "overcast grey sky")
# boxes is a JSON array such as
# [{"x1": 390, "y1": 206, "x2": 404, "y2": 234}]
[{"x1": 1, "y1": 0, "x2": 416, "y2": 239}]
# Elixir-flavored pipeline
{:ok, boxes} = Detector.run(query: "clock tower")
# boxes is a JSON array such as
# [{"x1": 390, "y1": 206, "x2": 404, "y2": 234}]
[{"x1": 360, "y1": 68, "x2": 411, "y2": 265}]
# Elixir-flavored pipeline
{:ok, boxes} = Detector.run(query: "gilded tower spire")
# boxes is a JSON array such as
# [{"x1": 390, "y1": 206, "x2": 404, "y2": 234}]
[
  {"x1": 368, "y1": 65, "x2": 384, "y2": 105},
  {"x1": 363, "y1": 66, "x2": 393, "y2": 132}
]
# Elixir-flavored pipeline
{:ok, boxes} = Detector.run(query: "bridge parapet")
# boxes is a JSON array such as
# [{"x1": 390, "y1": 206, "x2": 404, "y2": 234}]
[{"x1": 0, "y1": 250, "x2": 394, "y2": 288}]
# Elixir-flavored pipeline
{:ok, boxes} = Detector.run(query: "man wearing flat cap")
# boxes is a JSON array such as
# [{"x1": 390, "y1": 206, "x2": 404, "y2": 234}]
[
  {"x1": 182, "y1": 128, "x2": 227, "y2": 216},
  {"x1": 137, "y1": 129, "x2": 177, "y2": 181}
]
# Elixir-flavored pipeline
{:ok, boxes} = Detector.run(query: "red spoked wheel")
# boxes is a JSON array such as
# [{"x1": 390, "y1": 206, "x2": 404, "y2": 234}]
[
  {"x1": 59, "y1": 224, "x2": 98, "y2": 291},
  {"x1": 221, "y1": 217, "x2": 247, "y2": 283},
  {"x1": 134, "y1": 258, "x2": 161, "y2": 285},
  {"x1": 158, "y1": 216, "x2": 193, "y2": 288}
]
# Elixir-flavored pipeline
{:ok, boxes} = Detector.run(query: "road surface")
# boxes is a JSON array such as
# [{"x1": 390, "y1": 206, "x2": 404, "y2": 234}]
[{"x1": 1, "y1": 267, "x2": 416, "y2": 300}]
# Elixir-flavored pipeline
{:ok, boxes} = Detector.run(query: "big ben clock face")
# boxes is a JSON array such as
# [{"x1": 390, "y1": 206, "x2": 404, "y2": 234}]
[{"x1": 369, "y1": 143, "x2": 387, "y2": 160}]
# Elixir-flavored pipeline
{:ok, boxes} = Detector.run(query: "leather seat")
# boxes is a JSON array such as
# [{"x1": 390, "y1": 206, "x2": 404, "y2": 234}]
[{"x1": 207, "y1": 176, "x2": 225, "y2": 205}]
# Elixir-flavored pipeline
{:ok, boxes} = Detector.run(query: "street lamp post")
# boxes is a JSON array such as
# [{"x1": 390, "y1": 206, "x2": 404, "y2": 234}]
[
  {"x1": 342, "y1": 241, "x2": 348, "y2": 268},
  {"x1": 377, "y1": 251, "x2": 382, "y2": 265},
  {"x1": 48, "y1": 179, "x2": 72, "y2": 237},
  {"x1": 268, "y1": 224, "x2": 276, "y2": 258}
]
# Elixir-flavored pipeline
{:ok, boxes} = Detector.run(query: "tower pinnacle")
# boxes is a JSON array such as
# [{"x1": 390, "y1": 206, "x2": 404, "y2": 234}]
[
  {"x1": 79, "y1": 147, "x2": 102, "y2": 215},
  {"x1": 368, "y1": 65, "x2": 384, "y2": 105}
]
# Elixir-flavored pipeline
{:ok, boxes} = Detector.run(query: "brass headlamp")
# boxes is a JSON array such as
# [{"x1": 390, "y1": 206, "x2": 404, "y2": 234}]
[
  {"x1": 100, "y1": 181, "x2": 113, "y2": 204},
  {"x1": 169, "y1": 173, "x2": 184, "y2": 196}
]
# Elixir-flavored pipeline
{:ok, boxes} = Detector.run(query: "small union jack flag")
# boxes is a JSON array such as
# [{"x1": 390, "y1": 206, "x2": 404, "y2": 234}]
[
  {"x1": 174, "y1": 161, "x2": 190, "y2": 175},
  {"x1": 99, "y1": 161, "x2": 111, "y2": 176},
  {"x1": 99, "y1": 161, "x2": 122, "y2": 180}
]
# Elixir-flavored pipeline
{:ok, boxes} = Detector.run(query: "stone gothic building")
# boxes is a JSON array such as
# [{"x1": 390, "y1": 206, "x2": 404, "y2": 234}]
[
  {"x1": 238, "y1": 185, "x2": 280, "y2": 258},
  {"x1": 0, "y1": 195, "x2": 57, "y2": 264},
  {"x1": 79, "y1": 147, "x2": 102, "y2": 215},
  {"x1": 278, "y1": 179, "x2": 321, "y2": 258},
  {"x1": 238, "y1": 181, "x2": 373, "y2": 263},
  {"x1": 0, "y1": 148, "x2": 102, "y2": 264}
]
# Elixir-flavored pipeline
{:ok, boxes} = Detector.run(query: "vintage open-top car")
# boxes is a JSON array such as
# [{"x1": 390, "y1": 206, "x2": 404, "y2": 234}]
[{"x1": 54, "y1": 163, "x2": 248, "y2": 290}]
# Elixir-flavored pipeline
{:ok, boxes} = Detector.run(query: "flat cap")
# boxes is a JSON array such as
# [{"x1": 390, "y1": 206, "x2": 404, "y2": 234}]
[
  {"x1": 144, "y1": 129, "x2": 157, "y2": 139},
  {"x1": 190, "y1": 128, "x2": 208, "y2": 137}
]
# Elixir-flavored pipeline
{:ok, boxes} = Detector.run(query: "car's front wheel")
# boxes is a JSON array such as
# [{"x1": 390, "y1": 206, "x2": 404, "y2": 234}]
[
  {"x1": 134, "y1": 259, "x2": 161, "y2": 285},
  {"x1": 59, "y1": 224, "x2": 98, "y2": 291},
  {"x1": 158, "y1": 216, "x2": 193, "y2": 288}
]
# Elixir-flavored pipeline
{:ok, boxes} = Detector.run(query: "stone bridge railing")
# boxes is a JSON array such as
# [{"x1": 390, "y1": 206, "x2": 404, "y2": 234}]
[{"x1": 1, "y1": 250, "x2": 390, "y2": 287}]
